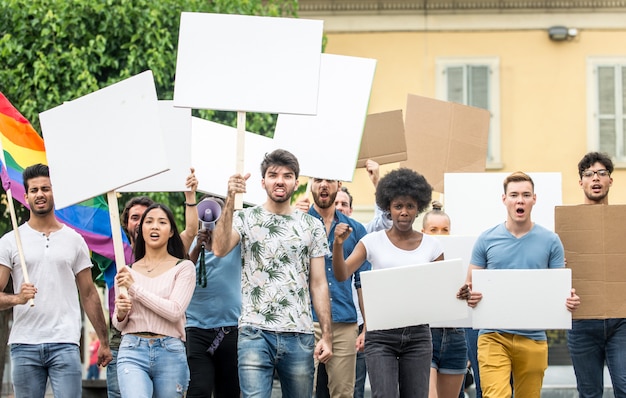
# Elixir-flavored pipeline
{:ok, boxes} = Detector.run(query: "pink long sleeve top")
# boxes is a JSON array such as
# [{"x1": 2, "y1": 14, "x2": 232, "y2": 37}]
[{"x1": 113, "y1": 260, "x2": 196, "y2": 341}]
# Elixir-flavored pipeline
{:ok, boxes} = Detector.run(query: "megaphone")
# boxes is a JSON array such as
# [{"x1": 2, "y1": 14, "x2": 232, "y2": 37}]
[{"x1": 197, "y1": 198, "x2": 222, "y2": 231}]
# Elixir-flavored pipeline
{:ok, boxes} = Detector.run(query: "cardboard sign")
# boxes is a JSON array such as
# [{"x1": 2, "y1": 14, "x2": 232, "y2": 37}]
[
  {"x1": 174, "y1": 12, "x2": 323, "y2": 114},
  {"x1": 274, "y1": 53, "x2": 376, "y2": 181},
  {"x1": 360, "y1": 259, "x2": 468, "y2": 331},
  {"x1": 39, "y1": 71, "x2": 168, "y2": 209},
  {"x1": 472, "y1": 269, "x2": 572, "y2": 330},
  {"x1": 429, "y1": 235, "x2": 478, "y2": 328},
  {"x1": 118, "y1": 101, "x2": 192, "y2": 193},
  {"x1": 191, "y1": 117, "x2": 274, "y2": 206},
  {"x1": 401, "y1": 95, "x2": 490, "y2": 193},
  {"x1": 356, "y1": 110, "x2": 407, "y2": 168},
  {"x1": 444, "y1": 172, "x2": 562, "y2": 235},
  {"x1": 555, "y1": 205, "x2": 626, "y2": 319}
]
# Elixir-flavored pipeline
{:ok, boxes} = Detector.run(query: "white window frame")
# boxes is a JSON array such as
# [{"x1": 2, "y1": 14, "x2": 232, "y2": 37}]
[
  {"x1": 436, "y1": 57, "x2": 502, "y2": 169},
  {"x1": 587, "y1": 57, "x2": 626, "y2": 166}
]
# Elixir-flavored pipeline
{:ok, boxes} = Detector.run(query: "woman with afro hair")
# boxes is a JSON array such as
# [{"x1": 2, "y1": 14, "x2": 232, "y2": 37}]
[{"x1": 332, "y1": 168, "x2": 443, "y2": 398}]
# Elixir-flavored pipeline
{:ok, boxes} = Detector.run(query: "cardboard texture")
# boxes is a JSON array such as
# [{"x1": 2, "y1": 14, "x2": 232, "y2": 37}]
[
  {"x1": 360, "y1": 259, "x2": 468, "y2": 331},
  {"x1": 555, "y1": 205, "x2": 626, "y2": 319},
  {"x1": 472, "y1": 269, "x2": 572, "y2": 330},
  {"x1": 401, "y1": 95, "x2": 490, "y2": 193},
  {"x1": 356, "y1": 110, "x2": 407, "y2": 168}
]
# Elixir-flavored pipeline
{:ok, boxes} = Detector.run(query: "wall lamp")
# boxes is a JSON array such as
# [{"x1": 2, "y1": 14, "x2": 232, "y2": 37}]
[{"x1": 548, "y1": 26, "x2": 578, "y2": 41}]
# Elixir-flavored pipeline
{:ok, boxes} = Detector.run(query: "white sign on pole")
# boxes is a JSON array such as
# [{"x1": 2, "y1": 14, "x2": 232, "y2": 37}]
[
  {"x1": 174, "y1": 12, "x2": 323, "y2": 114},
  {"x1": 39, "y1": 70, "x2": 168, "y2": 209},
  {"x1": 191, "y1": 117, "x2": 274, "y2": 206},
  {"x1": 471, "y1": 269, "x2": 572, "y2": 330},
  {"x1": 444, "y1": 172, "x2": 562, "y2": 235},
  {"x1": 429, "y1": 235, "x2": 478, "y2": 328},
  {"x1": 118, "y1": 101, "x2": 191, "y2": 193},
  {"x1": 274, "y1": 54, "x2": 377, "y2": 181},
  {"x1": 360, "y1": 259, "x2": 468, "y2": 331}
]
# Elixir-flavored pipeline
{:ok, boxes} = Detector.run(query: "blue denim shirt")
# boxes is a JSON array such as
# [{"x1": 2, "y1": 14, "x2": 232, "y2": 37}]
[{"x1": 309, "y1": 207, "x2": 371, "y2": 323}]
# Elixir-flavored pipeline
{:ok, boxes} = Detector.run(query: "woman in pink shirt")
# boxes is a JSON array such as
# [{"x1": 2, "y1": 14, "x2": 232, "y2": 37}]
[{"x1": 114, "y1": 204, "x2": 196, "y2": 398}]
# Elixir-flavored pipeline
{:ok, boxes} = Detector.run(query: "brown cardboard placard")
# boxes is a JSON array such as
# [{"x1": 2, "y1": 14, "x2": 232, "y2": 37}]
[
  {"x1": 356, "y1": 110, "x2": 407, "y2": 168},
  {"x1": 401, "y1": 94, "x2": 490, "y2": 193},
  {"x1": 555, "y1": 205, "x2": 626, "y2": 319}
]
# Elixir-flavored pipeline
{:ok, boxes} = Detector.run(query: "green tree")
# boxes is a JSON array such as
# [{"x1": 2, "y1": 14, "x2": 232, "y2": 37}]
[{"x1": 0, "y1": 0, "x2": 298, "y2": 390}]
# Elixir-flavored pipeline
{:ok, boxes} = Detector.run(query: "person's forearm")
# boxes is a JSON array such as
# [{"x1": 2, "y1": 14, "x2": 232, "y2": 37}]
[
  {"x1": 83, "y1": 293, "x2": 110, "y2": 348},
  {"x1": 312, "y1": 284, "x2": 333, "y2": 340},
  {"x1": 332, "y1": 241, "x2": 350, "y2": 281},
  {"x1": 213, "y1": 193, "x2": 235, "y2": 257}
]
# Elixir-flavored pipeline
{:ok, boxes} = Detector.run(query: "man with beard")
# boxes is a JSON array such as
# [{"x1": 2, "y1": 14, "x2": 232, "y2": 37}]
[
  {"x1": 296, "y1": 178, "x2": 370, "y2": 398},
  {"x1": 0, "y1": 163, "x2": 112, "y2": 397},
  {"x1": 213, "y1": 149, "x2": 333, "y2": 398},
  {"x1": 567, "y1": 152, "x2": 626, "y2": 398}
]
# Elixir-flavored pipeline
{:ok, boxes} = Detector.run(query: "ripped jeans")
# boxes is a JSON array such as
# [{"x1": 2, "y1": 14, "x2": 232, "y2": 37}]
[{"x1": 117, "y1": 334, "x2": 189, "y2": 398}]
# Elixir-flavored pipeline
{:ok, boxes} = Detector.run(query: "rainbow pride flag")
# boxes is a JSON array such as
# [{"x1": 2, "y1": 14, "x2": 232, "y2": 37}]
[{"x1": 0, "y1": 92, "x2": 132, "y2": 287}]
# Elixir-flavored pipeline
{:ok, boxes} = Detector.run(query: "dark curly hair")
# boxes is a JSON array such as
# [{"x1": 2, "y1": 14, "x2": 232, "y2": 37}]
[
  {"x1": 578, "y1": 152, "x2": 613, "y2": 179},
  {"x1": 375, "y1": 168, "x2": 433, "y2": 215}
]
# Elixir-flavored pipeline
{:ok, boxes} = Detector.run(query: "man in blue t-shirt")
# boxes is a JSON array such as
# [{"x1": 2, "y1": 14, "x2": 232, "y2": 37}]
[{"x1": 458, "y1": 171, "x2": 580, "y2": 398}]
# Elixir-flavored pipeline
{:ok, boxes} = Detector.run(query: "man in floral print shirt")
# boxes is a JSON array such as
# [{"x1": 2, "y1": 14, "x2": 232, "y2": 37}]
[{"x1": 214, "y1": 149, "x2": 333, "y2": 398}]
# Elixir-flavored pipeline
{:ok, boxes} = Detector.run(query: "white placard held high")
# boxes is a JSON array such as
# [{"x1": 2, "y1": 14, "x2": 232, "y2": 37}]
[
  {"x1": 274, "y1": 53, "x2": 377, "y2": 182},
  {"x1": 118, "y1": 101, "x2": 192, "y2": 193},
  {"x1": 471, "y1": 269, "x2": 572, "y2": 330},
  {"x1": 174, "y1": 12, "x2": 323, "y2": 114},
  {"x1": 39, "y1": 71, "x2": 168, "y2": 209},
  {"x1": 361, "y1": 259, "x2": 468, "y2": 331}
]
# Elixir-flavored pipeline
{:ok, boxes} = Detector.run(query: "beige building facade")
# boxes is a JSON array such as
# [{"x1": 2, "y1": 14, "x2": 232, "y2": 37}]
[{"x1": 299, "y1": 0, "x2": 626, "y2": 223}]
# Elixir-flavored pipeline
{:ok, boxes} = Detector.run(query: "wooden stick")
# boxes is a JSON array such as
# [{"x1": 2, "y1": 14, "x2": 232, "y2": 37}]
[
  {"x1": 106, "y1": 191, "x2": 127, "y2": 296},
  {"x1": 5, "y1": 188, "x2": 34, "y2": 307},
  {"x1": 235, "y1": 111, "x2": 246, "y2": 210}
]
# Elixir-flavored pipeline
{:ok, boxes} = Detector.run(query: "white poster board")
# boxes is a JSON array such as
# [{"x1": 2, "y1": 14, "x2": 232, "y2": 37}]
[
  {"x1": 444, "y1": 172, "x2": 562, "y2": 235},
  {"x1": 191, "y1": 117, "x2": 274, "y2": 205},
  {"x1": 361, "y1": 259, "x2": 468, "y2": 331},
  {"x1": 274, "y1": 54, "x2": 377, "y2": 182},
  {"x1": 118, "y1": 101, "x2": 191, "y2": 193},
  {"x1": 174, "y1": 12, "x2": 323, "y2": 114},
  {"x1": 429, "y1": 235, "x2": 478, "y2": 328},
  {"x1": 39, "y1": 70, "x2": 168, "y2": 209},
  {"x1": 471, "y1": 269, "x2": 572, "y2": 329}
]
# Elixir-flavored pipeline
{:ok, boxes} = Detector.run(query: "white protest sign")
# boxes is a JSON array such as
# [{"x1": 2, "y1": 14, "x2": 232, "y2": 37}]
[
  {"x1": 118, "y1": 101, "x2": 191, "y2": 193},
  {"x1": 174, "y1": 12, "x2": 323, "y2": 114},
  {"x1": 361, "y1": 259, "x2": 468, "y2": 331},
  {"x1": 274, "y1": 54, "x2": 377, "y2": 181},
  {"x1": 444, "y1": 172, "x2": 562, "y2": 235},
  {"x1": 472, "y1": 268, "x2": 572, "y2": 329},
  {"x1": 39, "y1": 70, "x2": 168, "y2": 209},
  {"x1": 429, "y1": 235, "x2": 478, "y2": 328},
  {"x1": 191, "y1": 117, "x2": 274, "y2": 206}
]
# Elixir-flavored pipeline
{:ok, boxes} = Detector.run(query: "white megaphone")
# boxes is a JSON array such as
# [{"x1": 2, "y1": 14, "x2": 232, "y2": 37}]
[{"x1": 197, "y1": 198, "x2": 222, "y2": 231}]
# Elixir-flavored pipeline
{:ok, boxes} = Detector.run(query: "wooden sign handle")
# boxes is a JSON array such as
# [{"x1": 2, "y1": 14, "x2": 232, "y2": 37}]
[
  {"x1": 235, "y1": 111, "x2": 246, "y2": 210},
  {"x1": 107, "y1": 191, "x2": 128, "y2": 297},
  {"x1": 6, "y1": 189, "x2": 34, "y2": 307}
]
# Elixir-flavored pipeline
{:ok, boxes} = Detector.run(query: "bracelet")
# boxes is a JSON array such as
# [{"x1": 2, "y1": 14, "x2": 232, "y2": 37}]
[{"x1": 184, "y1": 202, "x2": 197, "y2": 207}]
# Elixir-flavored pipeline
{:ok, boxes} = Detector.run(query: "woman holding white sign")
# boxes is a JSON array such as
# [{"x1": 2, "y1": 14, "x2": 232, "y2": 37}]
[
  {"x1": 113, "y1": 203, "x2": 196, "y2": 398},
  {"x1": 333, "y1": 168, "x2": 443, "y2": 398}
]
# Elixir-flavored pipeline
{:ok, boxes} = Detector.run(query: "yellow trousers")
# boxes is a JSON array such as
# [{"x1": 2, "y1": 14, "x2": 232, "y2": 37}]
[{"x1": 478, "y1": 332, "x2": 548, "y2": 398}]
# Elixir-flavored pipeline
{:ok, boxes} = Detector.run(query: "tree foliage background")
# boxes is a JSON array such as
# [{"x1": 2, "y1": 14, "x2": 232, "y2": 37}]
[{"x1": 0, "y1": 0, "x2": 298, "y2": 389}]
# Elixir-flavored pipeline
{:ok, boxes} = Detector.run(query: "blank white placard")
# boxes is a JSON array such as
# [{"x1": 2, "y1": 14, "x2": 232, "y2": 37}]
[
  {"x1": 471, "y1": 269, "x2": 572, "y2": 330},
  {"x1": 174, "y1": 12, "x2": 323, "y2": 114},
  {"x1": 274, "y1": 53, "x2": 377, "y2": 182},
  {"x1": 444, "y1": 172, "x2": 562, "y2": 235},
  {"x1": 429, "y1": 235, "x2": 478, "y2": 328},
  {"x1": 361, "y1": 259, "x2": 468, "y2": 331},
  {"x1": 39, "y1": 70, "x2": 168, "y2": 209},
  {"x1": 191, "y1": 117, "x2": 275, "y2": 206},
  {"x1": 118, "y1": 101, "x2": 191, "y2": 193}
]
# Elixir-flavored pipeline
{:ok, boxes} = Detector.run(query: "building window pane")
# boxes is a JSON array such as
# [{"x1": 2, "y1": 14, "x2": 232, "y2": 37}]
[
  {"x1": 598, "y1": 67, "x2": 615, "y2": 115},
  {"x1": 599, "y1": 119, "x2": 616, "y2": 155}
]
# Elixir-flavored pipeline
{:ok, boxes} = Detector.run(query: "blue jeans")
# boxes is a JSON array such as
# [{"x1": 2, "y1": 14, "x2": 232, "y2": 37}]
[
  {"x1": 567, "y1": 319, "x2": 626, "y2": 398},
  {"x1": 10, "y1": 343, "x2": 82, "y2": 398},
  {"x1": 107, "y1": 349, "x2": 121, "y2": 398},
  {"x1": 465, "y1": 328, "x2": 481, "y2": 398},
  {"x1": 238, "y1": 326, "x2": 315, "y2": 398},
  {"x1": 354, "y1": 349, "x2": 367, "y2": 398},
  {"x1": 431, "y1": 327, "x2": 467, "y2": 374},
  {"x1": 117, "y1": 335, "x2": 189, "y2": 398},
  {"x1": 365, "y1": 325, "x2": 432, "y2": 398}
]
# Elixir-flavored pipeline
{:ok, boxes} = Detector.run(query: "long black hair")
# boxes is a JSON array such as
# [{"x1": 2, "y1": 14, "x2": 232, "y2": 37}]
[{"x1": 133, "y1": 203, "x2": 186, "y2": 261}]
